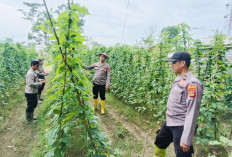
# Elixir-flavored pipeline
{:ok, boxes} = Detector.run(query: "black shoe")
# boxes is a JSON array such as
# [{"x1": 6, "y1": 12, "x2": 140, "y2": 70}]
[
  {"x1": 26, "y1": 112, "x2": 33, "y2": 122},
  {"x1": 26, "y1": 120, "x2": 36, "y2": 124},
  {"x1": 32, "y1": 111, "x2": 38, "y2": 120}
]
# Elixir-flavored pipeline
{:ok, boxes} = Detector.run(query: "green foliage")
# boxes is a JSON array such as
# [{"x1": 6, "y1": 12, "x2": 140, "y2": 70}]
[
  {"x1": 0, "y1": 39, "x2": 37, "y2": 105},
  {"x1": 83, "y1": 24, "x2": 192, "y2": 125},
  {"x1": 208, "y1": 136, "x2": 232, "y2": 157},
  {"x1": 18, "y1": 2, "x2": 44, "y2": 45},
  {"x1": 116, "y1": 124, "x2": 128, "y2": 139},
  {"x1": 40, "y1": 1, "x2": 110, "y2": 156},
  {"x1": 84, "y1": 25, "x2": 232, "y2": 154},
  {"x1": 0, "y1": 39, "x2": 37, "y2": 131},
  {"x1": 161, "y1": 25, "x2": 180, "y2": 42},
  {"x1": 160, "y1": 23, "x2": 192, "y2": 51},
  {"x1": 193, "y1": 31, "x2": 232, "y2": 145}
]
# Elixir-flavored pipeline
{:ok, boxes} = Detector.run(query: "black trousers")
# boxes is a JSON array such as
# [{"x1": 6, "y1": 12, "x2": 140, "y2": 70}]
[
  {"x1": 38, "y1": 83, "x2": 45, "y2": 95},
  {"x1": 25, "y1": 93, "x2": 38, "y2": 113},
  {"x1": 93, "y1": 82, "x2": 106, "y2": 100},
  {"x1": 155, "y1": 121, "x2": 194, "y2": 157}
]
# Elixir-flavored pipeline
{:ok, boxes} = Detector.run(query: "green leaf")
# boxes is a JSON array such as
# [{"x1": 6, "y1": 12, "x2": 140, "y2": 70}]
[
  {"x1": 220, "y1": 136, "x2": 232, "y2": 145},
  {"x1": 53, "y1": 109, "x2": 60, "y2": 115},
  {"x1": 45, "y1": 150, "x2": 54, "y2": 157},
  {"x1": 65, "y1": 112, "x2": 76, "y2": 121},
  {"x1": 76, "y1": 82, "x2": 86, "y2": 91},
  {"x1": 57, "y1": 11, "x2": 68, "y2": 22},
  {"x1": 71, "y1": 12, "x2": 79, "y2": 22},
  {"x1": 209, "y1": 141, "x2": 222, "y2": 145}
]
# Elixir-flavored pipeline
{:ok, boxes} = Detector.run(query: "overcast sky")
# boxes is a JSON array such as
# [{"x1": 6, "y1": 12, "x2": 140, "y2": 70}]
[{"x1": 0, "y1": 0, "x2": 229, "y2": 46}]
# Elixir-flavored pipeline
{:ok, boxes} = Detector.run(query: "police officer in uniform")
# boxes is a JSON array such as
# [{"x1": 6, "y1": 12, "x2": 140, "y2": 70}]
[
  {"x1": 154, "y1": 51, "x2": 203, "y2": 157},
  {"x1": 84, "y1": 52, "x2": 110, "y2": 114},
  {"x1": 25, "y1": 60, "x2": 45, "y2": 123},
  {"x1": 37, "y1": 59, "x2": 49, "y2": 103}
]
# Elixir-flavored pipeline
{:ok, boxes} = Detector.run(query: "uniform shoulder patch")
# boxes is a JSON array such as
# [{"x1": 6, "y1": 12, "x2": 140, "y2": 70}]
[{"x1": 187, "y1": 85, "x2": 197, "y2": 98}]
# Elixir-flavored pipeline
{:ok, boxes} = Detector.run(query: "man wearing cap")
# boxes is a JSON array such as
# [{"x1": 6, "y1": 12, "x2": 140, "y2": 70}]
[
  {"x1": 84, "y1": 52, "x2": 110, "y2": 114},
  {"x1": 36, "y1": 59, "x2": 49, "y2": 103},
  {"x1": 154, "y1": 51, "x2": 203, "y2": 157},
  {"x1": 25, "y1": 60, "x2": 45, "y2": 123}
]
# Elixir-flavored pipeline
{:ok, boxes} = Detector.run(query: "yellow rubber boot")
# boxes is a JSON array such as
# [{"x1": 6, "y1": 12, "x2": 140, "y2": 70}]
[
  {"x1": 154, "y1": 144, "x2": 166, "y2": 157},
  {"x1": 101, "y1": 100, "x2": 105, "y2": 114},
  {"x1": 93, "y1": 99, "x2": 98, "y2": 110}
]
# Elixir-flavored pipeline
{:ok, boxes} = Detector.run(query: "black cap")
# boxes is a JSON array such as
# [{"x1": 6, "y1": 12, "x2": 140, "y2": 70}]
[
  {"x1": 166, "y1": 51, "x2": 191, "y2": 62},
  {"x1": 38, "y1": 59, "x2": 44, "y2": 62},
  {"x1": 31, "y1": 60, "x2": 40, "y2": 66}
]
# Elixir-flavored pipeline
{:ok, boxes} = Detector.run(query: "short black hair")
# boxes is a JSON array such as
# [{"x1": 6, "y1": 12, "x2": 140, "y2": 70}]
[
  {"x1": 185, "y1": 60, "x2": 191, "y2": 68},
  {"x1": 31, "y1": 60, "x2": 40, "y2": 66},
  {"x1": 31, "y1": 63, "x2": 39, "y2": 66}
]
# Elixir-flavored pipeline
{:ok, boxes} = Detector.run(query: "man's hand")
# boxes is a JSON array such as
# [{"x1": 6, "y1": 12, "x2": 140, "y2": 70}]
[
  {"x1": 41, "y1": 80, "x2": 46, "y2": 84},
  {"x1": 180, "y1": 141, "x2": 190, "y2": 152},
  {"x1": 106, "y1": 86, "x2": 110, "y2": 91},
  {"x1": 45, "y1": 72, "x2": 49, "y2": 76}
]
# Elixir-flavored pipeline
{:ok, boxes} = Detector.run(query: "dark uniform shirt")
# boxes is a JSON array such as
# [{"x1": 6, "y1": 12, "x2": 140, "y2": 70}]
[{"x1": 166, "y1": 72, "x2": 203, "y2": 145}]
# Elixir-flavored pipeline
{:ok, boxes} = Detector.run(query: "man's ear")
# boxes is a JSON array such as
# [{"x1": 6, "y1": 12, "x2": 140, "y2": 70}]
[{"x1": 181, "y1": 61, "x2": 186, "y2": 67}]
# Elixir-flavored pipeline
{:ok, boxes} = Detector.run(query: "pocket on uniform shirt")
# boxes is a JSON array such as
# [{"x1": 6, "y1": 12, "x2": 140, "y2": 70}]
[
  {"x1": 102, "y1": 67, "x2": 107, "y2": 73},
  {"x1": 171, "y1": 86, "x2": 183, "y2": 103},
  {"x1": 100, "y1": 75, "x2": 106, "y2": 80}
]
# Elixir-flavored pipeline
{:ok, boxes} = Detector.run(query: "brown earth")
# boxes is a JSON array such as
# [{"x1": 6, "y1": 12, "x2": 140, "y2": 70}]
[
  {"x1": 91, "y1": 101, "x2": 175, "y2": 157},
  {"x1": 0, "y1": 99, "x2": 40, "y2": 157},
  {"x1": 0, "y1": 66, "x2": 52, "y2": 157}
]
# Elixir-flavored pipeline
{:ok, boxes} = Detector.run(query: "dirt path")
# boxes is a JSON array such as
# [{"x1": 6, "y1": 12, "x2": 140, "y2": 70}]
[
  {"x1": 106, "y1": 105, "x2": 155, "y2": 156},
  {"x1": 0, "y1": 98, "x2": 40, "y2": 157},
  {"x1": 0, "y1": 91, "x2": 48, "y2": 157},
  {"x1": 95, "y1": 109, "x2": 142, "y2": 156},
  {"x1": 0, "y1": 66, "x2": 51, "y2": 157},
  {"x1": 90, "y1": 100, "x2": 175, "y2": 157},
  {"x1": 106, "y1": 104, "x2": 175, "y2": 157}
]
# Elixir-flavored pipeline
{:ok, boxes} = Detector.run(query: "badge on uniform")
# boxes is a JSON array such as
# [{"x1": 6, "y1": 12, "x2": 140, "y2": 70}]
[
  {"x1": 179, "y1": 80, "x2": 187, "y2": 86},
  {"x1": 102, "y1": 64, "x2": 107, "y2": 73},
  {"x1": 187, "y1": 85, "x2": 197, "y2": 98}
]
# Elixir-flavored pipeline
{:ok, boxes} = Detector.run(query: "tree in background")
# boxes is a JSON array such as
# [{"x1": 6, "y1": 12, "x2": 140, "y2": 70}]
[
  {"x1": 161, "y1": 23, "x2": 192, "y2": 51},
  {"x1": 161, "y1": 25, "x2": 180, "y2": 42},
  {"x1": 18, "y1": 2, "x2": 44, "y2": 45},
  {"x1": 18, "y1": 2, "x2": 88, "y2": 49}
]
